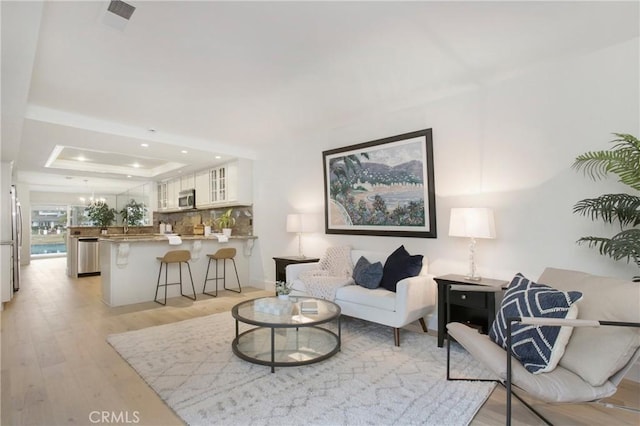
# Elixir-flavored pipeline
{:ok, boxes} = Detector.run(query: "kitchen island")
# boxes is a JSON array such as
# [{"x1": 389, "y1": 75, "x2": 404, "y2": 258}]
[{"x1": 100, "y1": 234, "x2": 257, "y2": 307}]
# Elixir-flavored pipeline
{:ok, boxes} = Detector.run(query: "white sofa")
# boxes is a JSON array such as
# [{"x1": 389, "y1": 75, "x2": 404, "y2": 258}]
[{"x1": 286, "y1": 249, "x2": 437, "y2": 346}]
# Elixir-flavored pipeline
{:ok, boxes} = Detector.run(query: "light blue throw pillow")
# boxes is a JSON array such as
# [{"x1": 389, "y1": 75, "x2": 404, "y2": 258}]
[
  {"x1": 352, "y1": 256, "x2": 383, "y2": 289},
  {"x1": 489, "y1": 273, "x2": 583, "y2": 374}
]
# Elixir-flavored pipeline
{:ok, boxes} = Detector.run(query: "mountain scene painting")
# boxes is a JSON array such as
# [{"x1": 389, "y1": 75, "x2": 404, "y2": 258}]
[{"x1": 323, "y1": 130, "x2": 436, "y2": 237}]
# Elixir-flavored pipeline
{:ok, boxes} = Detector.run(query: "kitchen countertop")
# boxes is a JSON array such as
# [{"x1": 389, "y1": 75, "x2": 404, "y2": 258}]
[{"x1": 98, "y1": 234, "x2": 257, "y2": 242}]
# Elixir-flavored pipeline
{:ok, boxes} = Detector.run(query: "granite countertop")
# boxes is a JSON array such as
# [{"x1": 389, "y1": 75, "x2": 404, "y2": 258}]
[{"x1": 98, "y1": 234, "x2": 257, "y2": 242}]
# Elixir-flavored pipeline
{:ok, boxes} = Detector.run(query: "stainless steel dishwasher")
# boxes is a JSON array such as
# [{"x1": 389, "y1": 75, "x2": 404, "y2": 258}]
[{"x1": 77, "y1": 237, "x2": 100, "y2": 276}]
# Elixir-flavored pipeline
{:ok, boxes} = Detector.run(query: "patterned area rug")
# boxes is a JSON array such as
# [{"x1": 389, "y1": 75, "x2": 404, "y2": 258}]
[{"x1": 107, "y1": 312, "x2": 496, "y2": 425}]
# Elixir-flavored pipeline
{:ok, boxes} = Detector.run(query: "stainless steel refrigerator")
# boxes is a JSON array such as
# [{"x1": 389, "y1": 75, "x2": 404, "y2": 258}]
[{"x1": 10, "y1": 185, "x2": 22, "y2": 292}]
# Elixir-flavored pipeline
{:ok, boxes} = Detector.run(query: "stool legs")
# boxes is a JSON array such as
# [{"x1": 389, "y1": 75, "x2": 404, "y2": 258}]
[
  {"x1": 203, "y1": 257, "x2": 242, "y2": 297},
  {"x1": 154, "y1": 261, "x2": 197, "y2": 305},
  {"x1": 226, "y1": 258, "x2": 241, "y2": 293},
  {"x1": 203, "y1": 257, "x2": 218, "y2": 297},
  {"x1": 181, "y1": 262, "x2": 197, "y2": 301}
]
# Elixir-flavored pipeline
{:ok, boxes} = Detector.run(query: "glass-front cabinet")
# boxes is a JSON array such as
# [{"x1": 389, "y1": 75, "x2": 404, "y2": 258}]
[
  {"x1": 157, "y1": 182, "x2": 168, "y2": 210},
  {"x1": 210, "y1": 166, "x2": 226, "y2": 203}
]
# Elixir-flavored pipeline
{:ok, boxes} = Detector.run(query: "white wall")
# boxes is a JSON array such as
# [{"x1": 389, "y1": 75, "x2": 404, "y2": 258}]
[{"x1": 250, "y1": 37, "x2": 639, "y2": 286}]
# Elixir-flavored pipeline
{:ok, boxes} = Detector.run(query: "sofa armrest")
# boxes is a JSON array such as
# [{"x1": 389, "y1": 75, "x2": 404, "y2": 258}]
[
  {"x1": 395, "y1": 274, "x2": 437, "y2": 318},
  {"x1": 285, "y1": 262, "x2": 319, "y2": 282}
]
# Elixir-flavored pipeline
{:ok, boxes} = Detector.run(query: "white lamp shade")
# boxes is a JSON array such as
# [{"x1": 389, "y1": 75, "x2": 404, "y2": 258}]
[
  {"x1": 286, "y1": 214, "x2": 317, "y2": 233},
  {"x1": 449, "y1": 208, "x2": 496, "y2": 239}
]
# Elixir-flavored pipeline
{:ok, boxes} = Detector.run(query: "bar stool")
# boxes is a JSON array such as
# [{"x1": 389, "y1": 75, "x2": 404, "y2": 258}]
[
  {"x1": 154, "y1": 250, "x2": 197, "y2": 305},
  {"x1": 203, "y1": 247, "x2": 242, "y2": 297}
]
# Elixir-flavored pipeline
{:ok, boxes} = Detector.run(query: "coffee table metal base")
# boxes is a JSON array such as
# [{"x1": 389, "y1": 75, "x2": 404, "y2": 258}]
[{"x1": 232, "y1": 322, "x2": 341, "y2": 373}]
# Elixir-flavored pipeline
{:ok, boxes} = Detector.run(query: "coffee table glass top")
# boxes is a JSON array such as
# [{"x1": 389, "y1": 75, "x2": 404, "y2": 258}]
[{"x1": 232, "y1": 296, "x2": 340, "y2": 327}]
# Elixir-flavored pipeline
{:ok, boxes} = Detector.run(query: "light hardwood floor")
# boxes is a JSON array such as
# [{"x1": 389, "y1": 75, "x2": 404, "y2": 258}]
[{"x1": 1, "y1": 257, "x2": 638, "y2": 425}]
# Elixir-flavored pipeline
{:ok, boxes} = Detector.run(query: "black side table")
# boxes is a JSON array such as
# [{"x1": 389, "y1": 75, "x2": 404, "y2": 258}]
[
  {"x1": 434, "y1": 274, "x2": 508, "y2": 348},
  {"x1": 273, "y1": 256, "x2": 320, "y2": 283}
]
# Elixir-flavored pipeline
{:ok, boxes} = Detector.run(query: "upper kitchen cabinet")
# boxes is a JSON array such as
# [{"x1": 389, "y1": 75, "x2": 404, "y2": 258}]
[
  {"x1": 194, "y1": 169, "x2": 210, "y2": 207},
  {"x1": 226, "y1": 158, "x2": 253, "y2": 206},
  {"x1": 180, "y1": 174, "x2": 195, "y2": 191},
  {"x1": 210, "y1": 165, "x2": 227, "y2": 203},
  {"x1": 157, "y1": 182, "x2": 168, "y2": 210},
  {"x1": 168, "y1": 178, "x2": 181, "y2": 210},
  {"x1": 157, "y1": 178, "x2": 180, "y2": 210},
  {"x1": 157, "y1": 159, "x2": 253, "y2": 211}
]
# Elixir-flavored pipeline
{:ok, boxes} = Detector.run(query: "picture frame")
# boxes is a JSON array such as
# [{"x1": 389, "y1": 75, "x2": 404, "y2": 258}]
[{"x1": 323, "y1": 129, "x2": 437, "y2": 238}]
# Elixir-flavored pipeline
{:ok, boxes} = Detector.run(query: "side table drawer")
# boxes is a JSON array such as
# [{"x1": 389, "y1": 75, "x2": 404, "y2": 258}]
[{"x1": 449, "y1": 290, "x2": 487, "y2": 309}]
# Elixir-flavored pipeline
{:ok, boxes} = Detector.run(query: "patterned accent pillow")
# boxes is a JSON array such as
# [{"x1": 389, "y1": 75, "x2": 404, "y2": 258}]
[
  {"x1": 352, "y1": 256, "x2": 383, "y2": 289},
  {"x1": 489, "y1": 273, "x2": 583, "y2": 374}
]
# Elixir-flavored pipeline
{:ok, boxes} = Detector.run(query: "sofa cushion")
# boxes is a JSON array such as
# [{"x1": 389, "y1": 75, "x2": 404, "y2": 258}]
[
  {"x1": 489, "y1": 273, "x2": 583, "y2": 374},
  {"x1": 380, "y1": 245, "x2": 423, "y2": 292},
  {"x1": 335, "y1": 285, "x2": 396, "y2": 311},
  {"x1": 538, "y1": 267, "x2": 640, "y2": 387},
  {"x1": 352, "y1": 256, "x2": 383, "y2": 289}
]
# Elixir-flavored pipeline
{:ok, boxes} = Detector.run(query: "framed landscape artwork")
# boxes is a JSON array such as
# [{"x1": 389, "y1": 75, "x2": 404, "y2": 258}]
[{"x1": 322, "y1": 129, "x2": 437, "y2": 238}]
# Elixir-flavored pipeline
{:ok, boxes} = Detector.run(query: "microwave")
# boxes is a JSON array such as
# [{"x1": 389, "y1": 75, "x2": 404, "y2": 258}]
[{"x1": 178, "y1": 189, "x2": 196, "y2": 209}]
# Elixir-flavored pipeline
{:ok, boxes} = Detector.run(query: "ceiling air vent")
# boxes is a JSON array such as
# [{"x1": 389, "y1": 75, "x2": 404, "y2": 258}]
[{"x1": 107, "y1": 0, "x2": 135, "y2": 20}]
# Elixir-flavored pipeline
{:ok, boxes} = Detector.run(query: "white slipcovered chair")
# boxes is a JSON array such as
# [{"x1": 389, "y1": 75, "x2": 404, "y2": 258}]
[{"x1": 445, "y1": 267, "x2": 640, "y2": 425}]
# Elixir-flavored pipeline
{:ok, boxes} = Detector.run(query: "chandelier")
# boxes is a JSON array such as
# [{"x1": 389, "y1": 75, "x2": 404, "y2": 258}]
[
  {"x1": 80, "y1": 196, "x2": 107, "y2": 207},
  {"x1": 79, "y1": 179, "x2": 107, "y2": 207},
  {"x1": 88, "y1": 196, "x2": 107, "y2": 207}
]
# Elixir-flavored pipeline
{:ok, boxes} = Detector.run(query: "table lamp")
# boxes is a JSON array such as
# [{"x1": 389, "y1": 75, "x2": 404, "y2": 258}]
[
  {"x1": 286, "y1": 213, "x2": 316, "y2": 258},
  {"x1": 449, "y1": 207, "x2": 496, "y2": 280}
]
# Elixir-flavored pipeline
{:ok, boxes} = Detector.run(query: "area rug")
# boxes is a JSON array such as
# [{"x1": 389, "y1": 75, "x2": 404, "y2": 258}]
[{"x1": 107, "y1": 311, "x2": 497, "y2": 425}]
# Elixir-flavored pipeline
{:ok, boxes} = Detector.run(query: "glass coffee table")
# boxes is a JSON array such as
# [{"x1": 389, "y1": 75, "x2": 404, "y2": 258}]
[{"x1": 231, "y1": 296, "x2": 341, "y2": 373}]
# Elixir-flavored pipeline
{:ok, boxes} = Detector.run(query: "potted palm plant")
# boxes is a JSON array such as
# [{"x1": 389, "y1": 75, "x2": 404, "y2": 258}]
[
  {"x1": 216, "y1": 208, "x2": 236, "y2": 236},
  {"x1": 572, "y1": 133, "x2": 640, "y2": 281}
]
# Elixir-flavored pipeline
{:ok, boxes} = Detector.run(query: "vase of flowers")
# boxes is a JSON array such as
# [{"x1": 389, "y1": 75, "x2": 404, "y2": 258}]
[{"x1": 275, "y1": 281, "x2": 293, "y2": 300}]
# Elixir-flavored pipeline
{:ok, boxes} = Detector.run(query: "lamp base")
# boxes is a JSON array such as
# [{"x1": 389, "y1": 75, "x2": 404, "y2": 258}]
[{"x1": 465, "y1": 275, "x2": 482, "y2": 282}]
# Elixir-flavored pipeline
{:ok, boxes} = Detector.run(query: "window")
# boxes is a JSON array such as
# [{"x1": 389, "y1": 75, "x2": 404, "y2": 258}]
[{"x1": 31, "y1": 205, "x2": 68, "y2": 256}]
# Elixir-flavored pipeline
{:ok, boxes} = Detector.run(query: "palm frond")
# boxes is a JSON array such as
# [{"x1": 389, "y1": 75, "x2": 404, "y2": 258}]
[
  {"x1": 572, "y1": 133, "x2": 640, "y2": 191},
  {"x1": 577, "y1": 228, "x2": 640, "y2": 264},
  {"x1": 573, "y1": 193, "x2": 640, "y2": 226}
]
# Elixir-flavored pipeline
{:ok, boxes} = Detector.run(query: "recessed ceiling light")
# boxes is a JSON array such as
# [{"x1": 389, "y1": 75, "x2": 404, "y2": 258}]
[
  {"x1": 126, "y1": 175, "x2": 132, "y2": 178},
  {"x1": 181, "y1": 150, "x2": 188, "y2": 154},
  {"x1": 132, "y1": 163, "x2": 140, "y2": 168},
  {"x1": 148, "y1": 128, "x2": 156, "y2": 133},
  {"x1": 77, "y1": 156, "x2": 86, "y2": 162},
  {"x1": 215, "y1": 155, "x2": 221, "y2": 159},
  {"x1": 141, "y1": 143, "x2": 149, "y2": 148}
]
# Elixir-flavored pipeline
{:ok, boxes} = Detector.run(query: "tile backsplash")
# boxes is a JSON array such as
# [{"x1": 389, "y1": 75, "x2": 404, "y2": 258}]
[{"x1": 153, "y1": 206, "x2": 253, "y2": 236}]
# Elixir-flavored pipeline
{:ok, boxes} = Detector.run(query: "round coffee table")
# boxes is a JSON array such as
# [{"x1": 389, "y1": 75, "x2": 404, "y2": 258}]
[{"x1": 231, "y1": 296, "x2": 341, "y2": 373}]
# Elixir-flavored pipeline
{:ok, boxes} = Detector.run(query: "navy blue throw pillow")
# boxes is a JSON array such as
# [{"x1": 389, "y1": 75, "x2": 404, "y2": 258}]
[
  {"x1": 489, "y1": 273, "x2": 583, "y2": 374},
  {"x1": 353, "y1": 256, "x2": 383, "y2": 289},
  {"x1": 380, "y1": 246, "x2": 423, "y2": 292},
  {"x1": 352, "y1": 256, "x2": 369, "y2": 281}
]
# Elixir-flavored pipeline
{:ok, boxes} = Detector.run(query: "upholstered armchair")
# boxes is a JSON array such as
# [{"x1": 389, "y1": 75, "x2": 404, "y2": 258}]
[{"x1": 445, "y1": 268, "x2": 640, "y2": 425}]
